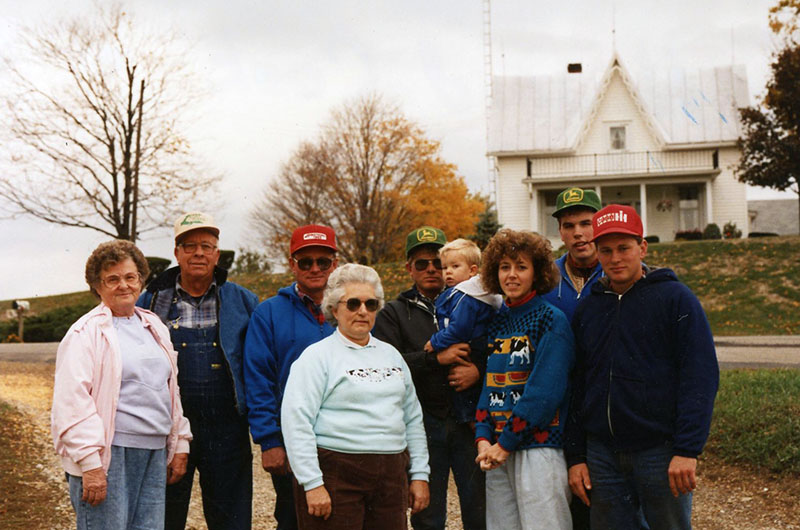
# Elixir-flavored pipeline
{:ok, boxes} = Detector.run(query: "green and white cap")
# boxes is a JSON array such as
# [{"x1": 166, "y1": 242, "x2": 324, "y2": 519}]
[
  {"x1": 552, "y1": 187, "x2": 602, "y2": 218},
  {"x1": 174, "y1": 212, "x2": 220, "y2": 242}
]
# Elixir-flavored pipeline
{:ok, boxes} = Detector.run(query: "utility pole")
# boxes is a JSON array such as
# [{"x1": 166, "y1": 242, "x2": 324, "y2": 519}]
[{"x1": 483, "y1": 0, "x2": 497, "y2": 208}]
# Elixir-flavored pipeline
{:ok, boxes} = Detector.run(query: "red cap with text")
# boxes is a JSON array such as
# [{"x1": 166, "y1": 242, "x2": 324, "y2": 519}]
[
  {"x1": 290, "y1": 224, "x2": 337, "y2": 254},
  {"x1": 591, "y1": 204, "x2": 643, "y2": 242}
]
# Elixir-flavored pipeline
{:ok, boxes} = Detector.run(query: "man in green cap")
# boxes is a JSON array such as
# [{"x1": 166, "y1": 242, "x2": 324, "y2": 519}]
[
  {"x1": 373, "y1": 226, "x2": 486, "y2": 530},
  {"x1": 542, "y1": 187, "x2": 602, "y2": 530},
  {"x1": 543, "y1": 187, "x2": 604, "y2": 322}
]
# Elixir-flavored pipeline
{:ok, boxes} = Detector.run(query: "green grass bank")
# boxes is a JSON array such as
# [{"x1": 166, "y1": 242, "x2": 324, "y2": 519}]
[{"x1": 3, "y1": 235, "x2": 799, "y2": 338}]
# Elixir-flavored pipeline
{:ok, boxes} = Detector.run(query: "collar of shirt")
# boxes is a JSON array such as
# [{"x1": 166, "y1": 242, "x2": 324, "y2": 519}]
[
  {"x1": 295, "y1": 284, "x2": 326, "y2": 324},
  {"x1": 335, "y1": 327, "x2": 377, "y2": 349},
  {"x1": 175, "y1": 274, "x2": 217, "y2": 302}
]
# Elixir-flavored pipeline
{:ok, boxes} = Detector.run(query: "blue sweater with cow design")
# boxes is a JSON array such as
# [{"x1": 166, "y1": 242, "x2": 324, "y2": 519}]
[{"x1": 474, "y1": 295, "x2": 575, "y2": 452}]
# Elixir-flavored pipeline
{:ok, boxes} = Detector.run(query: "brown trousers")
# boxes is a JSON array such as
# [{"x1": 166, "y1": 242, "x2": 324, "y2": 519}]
[{"x1": 294, "y1": 448, "x2": 411, "y2": 530}]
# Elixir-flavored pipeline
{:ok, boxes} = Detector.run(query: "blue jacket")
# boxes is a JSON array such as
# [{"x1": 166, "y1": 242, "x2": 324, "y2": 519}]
[
  {"x1": 243, "y1": 284, "x2": 334, "y2": 451},
  {"x1": 564, "y1": 267, "x2": 719, "y2": 466},
  {"x1": 137, "y1": 266, "x2": 259, "y2": 416},
  {"x1": 542, "y1": 254, "x2": 604, "y2": 322},
  {"x1": 430, "y1": 285, "x2": 498, "y2": 351}
]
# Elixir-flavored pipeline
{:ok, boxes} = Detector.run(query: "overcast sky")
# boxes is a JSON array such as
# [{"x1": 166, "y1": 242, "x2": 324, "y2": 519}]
[{"x1": 0, "y1": 0, "x2": 790, "y2": 300}]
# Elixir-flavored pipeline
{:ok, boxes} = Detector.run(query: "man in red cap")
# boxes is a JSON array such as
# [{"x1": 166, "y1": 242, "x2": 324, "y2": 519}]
[
  {"x1": 244, "y1": 224, "x2": 338, "y2": 530},
  {"x1": 564, "y1": 205, "x2": 718, "y2": 530}
]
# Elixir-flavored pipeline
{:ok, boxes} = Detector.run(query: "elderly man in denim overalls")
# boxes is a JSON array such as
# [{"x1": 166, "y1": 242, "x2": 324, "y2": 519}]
[{"x1": 138, "y1": 212, "x2": 259, "y2": 530}]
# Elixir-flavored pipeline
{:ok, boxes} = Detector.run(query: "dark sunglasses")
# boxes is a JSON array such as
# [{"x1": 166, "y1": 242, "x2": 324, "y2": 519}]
[
  {"x1": 413, "y1": 258, "x2": 443, "y2": 271},
  {"x1": 340, "y1": 298, "x2": 380, "y2": 312},
  {"x1": 292, "y1": 256, "x2": 334, "y2": 271}
]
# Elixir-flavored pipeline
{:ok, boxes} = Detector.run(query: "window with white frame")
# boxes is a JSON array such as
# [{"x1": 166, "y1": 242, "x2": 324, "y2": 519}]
[{"x1": 609, "y1": 126, "x2": 626, "y2": 150}]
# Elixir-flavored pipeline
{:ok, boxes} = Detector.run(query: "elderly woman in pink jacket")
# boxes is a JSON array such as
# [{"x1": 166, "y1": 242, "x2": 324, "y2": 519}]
[{"x1": 51, "y1": 240, "x2": 192, "y2": 530}]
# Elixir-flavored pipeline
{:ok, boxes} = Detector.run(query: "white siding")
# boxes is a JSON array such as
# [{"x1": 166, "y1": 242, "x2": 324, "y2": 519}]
[
  {"x1": 578, "y1": 70, "x2": 661, "y2": 155},
  {"x1": 495, "y1": 157, "x2": 531, "y2": 230},
  {"x1": 711, "y1": 147, "x2": 748, "y2": 235}
]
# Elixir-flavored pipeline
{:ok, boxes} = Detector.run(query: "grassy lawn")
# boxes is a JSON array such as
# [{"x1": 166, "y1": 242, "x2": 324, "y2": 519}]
[
  {"x1": 3, "y1": 235, "x2": 799, "y2": 337},
  {"x1": 706, "y1": 368, "x2": 800, "y2": 475}
]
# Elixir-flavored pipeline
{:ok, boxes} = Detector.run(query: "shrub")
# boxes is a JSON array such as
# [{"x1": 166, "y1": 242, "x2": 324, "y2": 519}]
[
  {"x1": 748, "y1": 232, "x2": 779, "y2": 238},
  {"x1": 219, "y1": 249, "x2": 235, "y2": 270},
  {"x1": 702, "y1": 223, "x2": 722, "y2": 240},
  {"x1": 145, "y1": 256, "x2": 171, "y2": 285},
  {"x1": 675, "y1": 229, "x2": 702, "y2": 241},
  {"x1": 723, "y1": 221, "x2": 742, "y2": 239},
  {"x1": 0, "y1": 301, "x2": 96, "y2": 342},
  {"x1": 644, "y1": 235, "x2": 660, "y2": 244},
  {"x1": 232, "y1": 248, "x2": 272, "y2": 275}
]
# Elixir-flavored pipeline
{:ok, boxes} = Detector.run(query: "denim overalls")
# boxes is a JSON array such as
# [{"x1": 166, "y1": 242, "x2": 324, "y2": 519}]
[{"x1": 163, "y1": 295, "x2": 253, "y2": 530}]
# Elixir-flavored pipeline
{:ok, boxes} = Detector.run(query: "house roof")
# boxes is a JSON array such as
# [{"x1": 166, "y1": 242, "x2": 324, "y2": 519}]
[{"x1": 487, "y1": 53, "x2": 750, "y2": 155}]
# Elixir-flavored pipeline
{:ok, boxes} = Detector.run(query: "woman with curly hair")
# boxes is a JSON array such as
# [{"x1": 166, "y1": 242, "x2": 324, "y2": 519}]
[
  {"x1": 51, "y1": 240, "x2": 191, "y2": 529},
  {"x1": 474, "y1": 229, "x2": 575, "y2": 530}
]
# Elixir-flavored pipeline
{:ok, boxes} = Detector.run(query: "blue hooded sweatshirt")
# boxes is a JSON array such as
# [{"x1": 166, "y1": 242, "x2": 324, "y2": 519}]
[
  {"x1": 243, "y1": 284, "x2": 334, "y2": 451},
  {"x1": 564, "y1": 267, "x2": 719, "y2": 466},
  {"x1": 542, "y1": 253, "x2": 604, "y2": 322}
]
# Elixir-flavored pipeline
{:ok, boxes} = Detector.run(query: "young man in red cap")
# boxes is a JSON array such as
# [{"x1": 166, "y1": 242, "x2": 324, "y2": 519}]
[
  {"x1": 564, "y1": 205, "x2": 719, "y2": 530},
  {"x1": 244, "y1": 225, "x2": 338, "y2": 530}
]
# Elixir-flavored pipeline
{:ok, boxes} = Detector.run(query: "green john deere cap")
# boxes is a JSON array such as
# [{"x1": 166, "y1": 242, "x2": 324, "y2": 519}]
[
  {"x1": 405, "y1": 226, "x2": 446, "y2": 257},
  {"x1": 552, "y1": 187, "x2": 602, "y2": 218}
]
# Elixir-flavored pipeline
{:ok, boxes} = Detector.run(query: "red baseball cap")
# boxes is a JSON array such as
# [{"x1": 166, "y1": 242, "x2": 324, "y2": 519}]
[
  {"x1": 290, "y1": 224, "x2": 337, "y2": 254},
  {"x1": 591, "y1": 204, "x2": 643, "y2": 242}
]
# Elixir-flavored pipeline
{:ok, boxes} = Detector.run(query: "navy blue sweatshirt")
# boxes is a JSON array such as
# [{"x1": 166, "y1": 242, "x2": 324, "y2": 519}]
[{"x1": 564, "y1": 267, "x2": 718, "y2": 467}]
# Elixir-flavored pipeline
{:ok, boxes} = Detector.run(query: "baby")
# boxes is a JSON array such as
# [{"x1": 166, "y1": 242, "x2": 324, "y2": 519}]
[{"x1": 425, "y1": 238, "x2": 503, "y2": 423}]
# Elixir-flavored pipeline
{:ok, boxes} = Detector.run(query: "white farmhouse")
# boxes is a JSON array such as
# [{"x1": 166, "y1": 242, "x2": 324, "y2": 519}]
[{"x1": 488, "y1": 53, "x2": 750, "y2": 244}]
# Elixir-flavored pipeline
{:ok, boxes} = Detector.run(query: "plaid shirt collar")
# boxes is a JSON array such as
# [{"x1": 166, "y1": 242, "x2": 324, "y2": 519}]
[
  {"x1": 295, "y1": 284, "x2": 325, "y2": 324},
  {"x1": 174, "y1": 275, "x2": 218, "y2": 329},
  {"x1": 175, "y1": 274, "x2": 217, "y2": 300}
]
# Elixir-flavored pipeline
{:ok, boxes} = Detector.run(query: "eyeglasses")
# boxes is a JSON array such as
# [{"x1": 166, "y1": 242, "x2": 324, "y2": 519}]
[
  {"x1": 339, "y1": 298, "x2": 380, "y2": 312},
  {"x1": 101, "y1": 273, "x2": 142, "y2": 289},
  {"x1": 178, "y1": 242, "x2": 218, "y2": 254},
  {"x1": 412, "y1": 258, "x2": 443, "y2": 271},
  {"x1": 292, "y1": 256, "x2": 334, "y2": 271}
]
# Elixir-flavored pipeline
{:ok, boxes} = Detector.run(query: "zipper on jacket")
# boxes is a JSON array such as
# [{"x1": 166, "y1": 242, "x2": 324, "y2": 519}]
[
  {"x1": 605, "y1": 290, "x2": 625, "y2": 440},
  {"x1": 607, "y1": 364, "x2": 614, "y2": 438}
]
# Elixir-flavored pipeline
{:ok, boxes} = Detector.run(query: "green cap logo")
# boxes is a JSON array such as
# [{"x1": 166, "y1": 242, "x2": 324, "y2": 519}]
[{"x1": 180, "y1": 213, "x2": 206, "y2": 226}]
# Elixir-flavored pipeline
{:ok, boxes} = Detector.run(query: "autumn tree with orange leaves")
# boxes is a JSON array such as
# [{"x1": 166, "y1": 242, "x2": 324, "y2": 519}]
[{"x1": 249, "y1": 94, "x2": 484, "y2": 263}]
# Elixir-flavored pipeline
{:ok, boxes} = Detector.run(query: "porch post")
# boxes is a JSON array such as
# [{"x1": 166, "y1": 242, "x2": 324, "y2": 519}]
[
  {"x1": 705, "y1": 180, "x2": 713, "y2": 226},
  {"x1": 639, "y1": 182, "x2": 648, "y2": 237},
  {"x1": 529, "y1": 187, "x2": 539, "y2": 232}
]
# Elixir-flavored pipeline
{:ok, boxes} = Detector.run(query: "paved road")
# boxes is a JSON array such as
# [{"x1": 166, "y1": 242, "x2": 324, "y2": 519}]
[{"x1": 0, "y1": 337, "x2": 798, "y2": 368}]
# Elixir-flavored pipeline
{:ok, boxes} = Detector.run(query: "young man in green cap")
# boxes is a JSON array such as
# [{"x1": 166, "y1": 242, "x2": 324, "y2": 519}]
[
  {"x1": 543, "y1": 187, "x2": 604, "y2": 322},
  {"x1": 542, "y1": 187, "x2": 602, "y2": 530},
  {"x1": 373, "y1": 226, "x2": 486, "y2": 530}
]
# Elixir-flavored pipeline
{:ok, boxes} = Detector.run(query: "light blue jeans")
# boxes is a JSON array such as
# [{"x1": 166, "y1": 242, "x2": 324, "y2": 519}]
[
  {"x1": 68, "y1": 445, "x2": 166, "y2": 530},
  {"x1": 587, "y1": 437, "x2": 693, "y2": 530}
]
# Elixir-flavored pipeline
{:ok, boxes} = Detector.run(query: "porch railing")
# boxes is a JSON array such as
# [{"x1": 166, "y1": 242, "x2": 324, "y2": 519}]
[{"x1": 527, "y1": 149, "x2": 718, "y2": 178}]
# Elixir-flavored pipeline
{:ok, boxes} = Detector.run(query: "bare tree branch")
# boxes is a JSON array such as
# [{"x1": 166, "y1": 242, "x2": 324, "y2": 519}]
[{"x1": 0, "y1": 2, "x2": 219, "y2": 242}]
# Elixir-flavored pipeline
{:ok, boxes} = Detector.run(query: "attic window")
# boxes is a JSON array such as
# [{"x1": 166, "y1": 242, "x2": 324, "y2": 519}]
[{"x1": 610, "y1": 126, "x2": 626, "y2": 150}]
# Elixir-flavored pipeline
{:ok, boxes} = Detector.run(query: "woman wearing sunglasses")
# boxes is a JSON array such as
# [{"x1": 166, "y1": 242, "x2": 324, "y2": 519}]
[{"x1": 281, "y1": 263, "x2": 430, "y2": 529}]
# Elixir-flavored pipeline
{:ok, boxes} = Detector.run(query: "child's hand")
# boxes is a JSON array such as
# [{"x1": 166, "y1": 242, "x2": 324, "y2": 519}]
[
  {"x1": 424, "y1": 340, "x2": 433, "y2": 353},
  {"x1": 436, "y1": 343, "x2": 471, "y2": 366}
]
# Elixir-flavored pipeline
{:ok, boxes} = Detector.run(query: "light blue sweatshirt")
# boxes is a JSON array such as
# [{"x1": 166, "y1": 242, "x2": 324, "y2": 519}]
[{"x1": 281, "y1": 329, "x2": 430, "y2": 491}]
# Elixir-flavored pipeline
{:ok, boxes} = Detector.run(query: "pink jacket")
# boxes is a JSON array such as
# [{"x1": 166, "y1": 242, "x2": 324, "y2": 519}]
[{"x1": 51, "y1": 303, "x2": 192, "y2": 476}]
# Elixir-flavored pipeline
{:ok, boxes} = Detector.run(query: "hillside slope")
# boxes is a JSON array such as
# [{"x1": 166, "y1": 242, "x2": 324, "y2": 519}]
[{"x1": 3, "y1": 236, "x2": 798, "y2": 337}]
